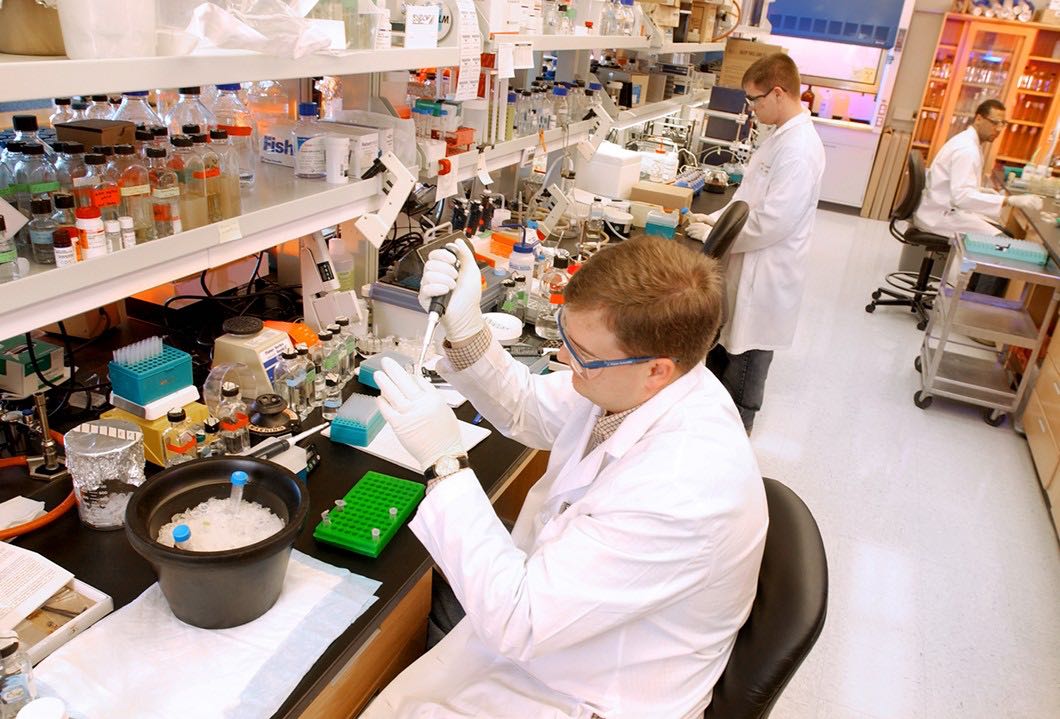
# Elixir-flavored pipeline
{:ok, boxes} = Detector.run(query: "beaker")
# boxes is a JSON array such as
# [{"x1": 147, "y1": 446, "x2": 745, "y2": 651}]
[{"x1": 64, "y1": 419, "x2": 147, "y2": 530}]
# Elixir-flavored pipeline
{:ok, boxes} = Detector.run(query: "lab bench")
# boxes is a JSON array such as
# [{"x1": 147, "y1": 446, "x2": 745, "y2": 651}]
[{"x1": 4, "y1": 393, "x2": 546, "y2": 718}]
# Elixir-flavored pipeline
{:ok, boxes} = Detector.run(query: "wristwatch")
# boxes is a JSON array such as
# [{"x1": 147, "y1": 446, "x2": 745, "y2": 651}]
[{"x1": 424, "y1": 453, "x2": 470, "y2": 481}]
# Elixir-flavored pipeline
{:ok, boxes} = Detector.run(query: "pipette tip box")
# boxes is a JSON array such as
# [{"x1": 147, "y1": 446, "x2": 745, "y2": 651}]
[
  {"x1": 312, "y1": 471, "x2": 425, "y2": 557},
  {"x1": 329, "y1": 393, "x2": 386, "y2": 447},
  {"x1": 108, "y1": 345, "x2": 193, "y2": 406}
]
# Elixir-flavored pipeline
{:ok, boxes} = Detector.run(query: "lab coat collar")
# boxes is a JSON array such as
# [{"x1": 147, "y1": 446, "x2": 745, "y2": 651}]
[
  {"x1": 599, "y1": 364, "x2": 710, "y2": 459},
  {"x1": 768, "y1": 109, "x2": 812, "y2": 142}
]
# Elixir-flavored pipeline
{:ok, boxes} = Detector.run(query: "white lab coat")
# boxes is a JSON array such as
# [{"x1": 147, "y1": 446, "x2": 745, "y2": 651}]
[
  {"x1": 913, "y1": 126, "x2": 1004, "y2": 237},
  {"x1": 362, "y1": 341, "x2": 768, "y2": 719},
  {"x1": 709, "y1": 111, "x2": 825, "y2": 355}
]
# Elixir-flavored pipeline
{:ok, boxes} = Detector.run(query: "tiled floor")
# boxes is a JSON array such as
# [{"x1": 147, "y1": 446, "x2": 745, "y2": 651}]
[{"x1": 753, "y1": 209, "x2": 1060, "y2": 719}]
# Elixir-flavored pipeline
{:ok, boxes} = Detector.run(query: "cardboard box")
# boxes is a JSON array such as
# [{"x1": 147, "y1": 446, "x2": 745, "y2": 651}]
[
  {"x1": 649, "y1": 4, "x2": 681, "y2": 28},
  {"x1": 54, "y1": 120, "x2": 136, "y2": 149},
  {"x1": 718, "y1": 37, "x2": 786, "y2": 89},
  {"x1": 688, "y1": 2, "x2": 718, "y2": 42},
  {"x1": 1036, "y1": 7, "x2": 1060, "y2": 26},
  {"x1": 647, "y1": 73, "x2": 669, "y2": 104},
  {"x1": 629, "y1": 180, "x2": 694, "y2": 211},
  {"x1": 629, "y1": 73, "x2": 650, "y2": 107},
  {"x1": 43, "y1": 302, "x2": 126, "y2": 339}
]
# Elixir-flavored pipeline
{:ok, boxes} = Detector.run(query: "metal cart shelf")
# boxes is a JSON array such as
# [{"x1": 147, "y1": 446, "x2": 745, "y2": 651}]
[{"x1": 915, "y1": 234, "x2": 1060, "y2": 426}]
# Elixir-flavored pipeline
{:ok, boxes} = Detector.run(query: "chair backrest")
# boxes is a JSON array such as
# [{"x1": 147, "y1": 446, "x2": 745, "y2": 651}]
[
  {"x1": 702, "y1": 201, "x2": 750, "y2": 260},
  {"x1": 891, "y1": 150, "x2": 928, "y2": 222},
  {"x1": 703, "y1": 478, "x2": 828, "y2": 719}
]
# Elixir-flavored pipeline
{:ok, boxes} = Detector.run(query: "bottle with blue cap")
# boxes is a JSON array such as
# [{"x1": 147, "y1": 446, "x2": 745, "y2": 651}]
[
  {"x1": 172, "y1": 524, "x2": 191, "y2": 548},
  {"x1": 510, "y1": 239, "x2": 536, "y2": 276},
  {"x1": 229, "y1": 470, "x2": 248, "y2": 513},
  {"x1": 292, "y1": 102, "x2": 326, "y2": 179}
]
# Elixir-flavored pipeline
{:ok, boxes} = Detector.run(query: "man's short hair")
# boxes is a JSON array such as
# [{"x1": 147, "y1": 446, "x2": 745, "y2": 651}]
[
  {"x1": 742, "y1": 52, "x2": 801, "y2": 97},
  {"x1": 975, "y1": 99, "x2": 1005, "y2": 118},
  {"x1": 564, "y1": 236, "x2": 724, "y2": 370}
]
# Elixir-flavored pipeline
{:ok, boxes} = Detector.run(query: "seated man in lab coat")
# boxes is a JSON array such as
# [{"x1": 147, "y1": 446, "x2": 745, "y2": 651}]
[
  {"x1": 914, "y1": 99, "x2": 1041, "y2": 237},
  {"x1": 364, "y1": 236, "x2": 768, "y2": 719},
  {"x1": 684, "y1": 53, "x2": 825, "y2": 432}
]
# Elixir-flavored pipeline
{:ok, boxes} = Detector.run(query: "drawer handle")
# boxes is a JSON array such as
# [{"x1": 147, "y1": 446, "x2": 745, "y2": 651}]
[{"x1": 1039, "y1": 418, "x2": 1047, "y2": 433}]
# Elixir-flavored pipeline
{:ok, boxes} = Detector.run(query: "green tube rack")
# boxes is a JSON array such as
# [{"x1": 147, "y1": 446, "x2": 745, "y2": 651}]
[{"x1": 313, "y1": 471, "x2": 425, "y2": 557}]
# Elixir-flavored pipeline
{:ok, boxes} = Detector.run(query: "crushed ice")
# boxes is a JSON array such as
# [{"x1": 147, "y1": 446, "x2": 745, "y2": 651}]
[{"x1": 156, "y1": 497, "x2": 284, "y2": 551}]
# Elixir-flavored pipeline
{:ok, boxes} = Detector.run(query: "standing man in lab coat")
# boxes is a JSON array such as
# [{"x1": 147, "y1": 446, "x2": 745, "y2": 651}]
[
  {"x1": 914, "y1": 99, "x2": 1042, "y2": 237},
  {"x1": 364, "y1": 236, "x2": 768, "y2": 719},
  {"x1": 685, "y1": 53, "x2": 825, "y2": 432}
]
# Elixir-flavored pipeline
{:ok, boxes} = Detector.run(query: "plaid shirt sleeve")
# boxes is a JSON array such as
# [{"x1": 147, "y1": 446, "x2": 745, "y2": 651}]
[{"x1": 443, "y1": 326, "x2": 493, "y2": 371}]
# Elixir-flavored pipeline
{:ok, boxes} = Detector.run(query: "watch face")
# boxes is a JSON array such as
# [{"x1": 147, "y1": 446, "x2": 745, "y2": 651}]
[{"x1": 435, "y1": 455, "x2": 461, "y2": 476}]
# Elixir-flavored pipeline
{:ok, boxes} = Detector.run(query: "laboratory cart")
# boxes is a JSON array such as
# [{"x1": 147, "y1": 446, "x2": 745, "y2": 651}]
[{"x1": 914, "y1": 233, "x2": 1060, "y2": 427}]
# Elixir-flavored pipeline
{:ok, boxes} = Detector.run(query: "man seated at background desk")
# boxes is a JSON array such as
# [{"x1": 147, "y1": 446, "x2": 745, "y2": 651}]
[
  {"x1": 363, "y1": 236, "x2": 768, "y2": 718},
  {"x1": 915, "y1": 98, "x2": 1041, "y2": 237}
]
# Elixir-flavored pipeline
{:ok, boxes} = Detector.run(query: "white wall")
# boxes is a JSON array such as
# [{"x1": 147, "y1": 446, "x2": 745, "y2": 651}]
[{"x1": 885, "y1": 0, "x2": 952, "y2": 130}]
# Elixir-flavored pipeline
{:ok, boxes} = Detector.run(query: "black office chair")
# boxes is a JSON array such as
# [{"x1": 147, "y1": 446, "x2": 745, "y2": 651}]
[
  {"x1": 864, "y1": 150, "x2": 950, "y2": 330},
  {"x1": 703, "y1": 478, "x2": 828, "y2": 719},
  {"x1": 702, "y1": 201, "x2": 750, "y2": 260}
]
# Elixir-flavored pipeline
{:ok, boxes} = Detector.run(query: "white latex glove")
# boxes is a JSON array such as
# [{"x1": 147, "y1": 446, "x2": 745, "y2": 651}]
[
  {"x1": 1006, "y1": 194, "x2": 1043, "y2": 212},
  {"x1": 418, "y1": 239, "x2": 485, "y2": 343},
  {"x1": 685, "y1": 222, "x2": 712, "y2": 242},
  {"x1": 374, "y1": 357, "x2": 464, "y2": 470},
  {"x1": 685, "y1": 212, "x2": 717, "y2": 226}
]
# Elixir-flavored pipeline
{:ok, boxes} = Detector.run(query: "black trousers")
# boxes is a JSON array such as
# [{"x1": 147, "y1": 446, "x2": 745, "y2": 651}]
[{"x1": 706, "y1": 345, "x2": 774, "y2": 431}]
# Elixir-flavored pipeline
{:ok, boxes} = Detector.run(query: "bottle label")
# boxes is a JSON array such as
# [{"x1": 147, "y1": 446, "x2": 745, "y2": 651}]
[
  {"x1": 166, "y1": 438, "x2": 196, "y2": 455},
  {"x1": 91, "y1": 186, "x2": 120, "y2": 207},
  {"x1": 220, "y1": 412, "x2": 249, "y2": 432},
  {"x1": 30, "y1": 227, "x2": 55, "y2": 246},
  {"x1": 152, "y1": 186, "x2": 180, "y2": 199},
  {"x1": 80, "y1": 226, "x2": 108, "y2": 258},
  {"x1": 193, "y1": 167, "x2": 221, "y2": 179},
  {"x1": 29, "y1": 180, "x2": 60, "y2": 194},
  {"x1": 121, "y1": 227, "x2": 137, "y2": 249},
  {"x1": 218, "y1": 124, "x2": 253, "y2": 137},
  {"x1": 0, "y1": 185, "x2": 14, "y2": 200},
  {"x1": 54, "y1": 245, "x2": 78, "y2": 266},
  {"x1": 120, "y1": 183, "x2": 150, "y2": 197},
  {"x1": 153, "y1": 201, "x2": 178, "y2": 222},
  {"x1": 0, "y1": 248, "x2": 16, "y2": 264},
  {"x1": 72, "y1": 175, "x2": 97, "y2": 188},
  {"x1": 295, "y1": 135, "x2": 326, "y2": 174},
  {"x1": 323, "y1": 353, "x2": 340, "y2": 372}
]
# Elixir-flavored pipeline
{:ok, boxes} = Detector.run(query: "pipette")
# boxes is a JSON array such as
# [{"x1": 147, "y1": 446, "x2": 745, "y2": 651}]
[{"x1": 247, "y1": 422, "x2": 329, "y2": 461}]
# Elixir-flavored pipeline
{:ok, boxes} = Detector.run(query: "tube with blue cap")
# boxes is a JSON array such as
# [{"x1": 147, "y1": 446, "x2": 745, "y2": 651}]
[
  {"x1": 172, "y1": 524, "x2": 191, "y2": 548},
  {"x1": 228, "y1": 470, "x2": 248, "y2": 513}
]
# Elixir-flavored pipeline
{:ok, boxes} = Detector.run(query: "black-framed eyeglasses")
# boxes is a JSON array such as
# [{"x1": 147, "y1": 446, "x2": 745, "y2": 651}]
[
  {"x1": 981, "y1": 116, "x2": 1006, "y2": 128},
  {"x1": 745, "y1": 87, "x2": 778, "y2": 104}
]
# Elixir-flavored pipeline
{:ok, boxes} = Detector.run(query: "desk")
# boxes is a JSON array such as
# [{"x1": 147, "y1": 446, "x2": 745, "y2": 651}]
[{"x1": 6, "y1": 394, "x2": 545, "y2": 718}]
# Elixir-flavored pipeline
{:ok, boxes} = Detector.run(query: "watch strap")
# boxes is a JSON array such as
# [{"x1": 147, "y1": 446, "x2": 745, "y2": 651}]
[{"x1": 424, "y1": 454, "x2": 470, "y2": 481}]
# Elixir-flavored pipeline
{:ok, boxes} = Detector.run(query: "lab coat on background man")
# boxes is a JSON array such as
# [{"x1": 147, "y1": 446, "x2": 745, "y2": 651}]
[
  {"x1": 914, "y1": 125, "x2": 1005, "y2": 236},
  {"x1": 362, "y1": 338, "x2": 768, "y2": 718},
  {"x1": 699, "y1": 111, "x2": 825, "y2": 355}
]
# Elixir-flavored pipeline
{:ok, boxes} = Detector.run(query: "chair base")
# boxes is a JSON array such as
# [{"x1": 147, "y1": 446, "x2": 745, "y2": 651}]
[{"x1": 866, "y1": 255, "x2": 941, "y2": 331}]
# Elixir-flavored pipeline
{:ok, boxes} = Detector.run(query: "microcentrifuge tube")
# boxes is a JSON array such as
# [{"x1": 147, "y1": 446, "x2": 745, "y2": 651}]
[
  {"x1": 321, "y1": 510, "x2": 331, "y2": 526},
  {"x1": 335, "y1": 499, "x2": 346, "y2": 511},
  {"x1": 389, "y1": 507, "x2": 398, "y2": 521},
  {"x1": 371, "y1": 527, "x2": 381, "y2": 542}
]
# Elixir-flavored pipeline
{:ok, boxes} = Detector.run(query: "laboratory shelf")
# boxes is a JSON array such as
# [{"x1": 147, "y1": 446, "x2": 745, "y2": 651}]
[
  {"x1": 450, "y1": 118, "x2": 597, "y2": 182},
  {"x1": 612, "y1": 91, "x2": 709, "y2": 129},
  {"x1": 0, "y1": 46, "x2": 460, "y2": 103},
  {"x1": 934, "y1": 288, "x2": 1041, "y2": 348},
  {"x1": 654, "y1": 42, "x2": 726, "y2": 54},
  {"x1": 501, "y1": 34, "x2": 650, "y2": 52},
  {"x1": 919, "y1": 344, "x2": 1016, "y2": 406},
  {"x1": 0, "y1": 163, "x2": 381, "y2": 340}
]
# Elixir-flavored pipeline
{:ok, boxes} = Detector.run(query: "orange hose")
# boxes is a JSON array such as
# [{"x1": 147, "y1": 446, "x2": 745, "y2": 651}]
[
  {"x1": 711, "y1": 0, "x2": 742, "y2": 43},
  {"x1": 0, "y1": 430, "x2": 75, "y2": 540}
]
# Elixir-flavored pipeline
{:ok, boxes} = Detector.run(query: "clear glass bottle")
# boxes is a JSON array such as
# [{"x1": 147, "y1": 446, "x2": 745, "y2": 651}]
[
  {"x1": 112, "y1": 91, "x2": 162, "y2": 127},
  {"x1": 292, "y1": 102, "x2": 326, "y2": 179},
  {"x1": 55, "y1": 141, "x2": 87, "y2": 195},
  {"x1": 334, "y1": 316, "x2": 357, "y2": 383},
  {"x1": 580, "y1": 198, "x2": 605, "y2": 251},
  {"x1": 70, "y1": 100, "x2": 89, "y2": 119},
  {"x1": 617, "y1": 0, "x2": 635, "y2": 36},
  {"x1": 50, "y1": 97, "x2": 77, "y2": 126},
  {"x1": 0, "y1": 217, "x2": 21, "y2": 282},
  {"x1": 208, "y1": 129, "x2": 242, "y2": 219},
  {"x1": 558, "y1": 5, "x2": 574, "y2": 34},
  {"x1": 0, "y1": 632, "x2": 37, "y2": 716},
  {"x1": 203, "y1": 417, "x2": 226, "y2": 457},
  {"x1": 162, "y1": 408, "x2": 197, "y2": 466},
  {"x1": 213, "y1": 83, "x2": 258, "y2": 187},
  {"x1": 552, "y1": 86, "x2": 570, "y2": 128},
  {"x1": 114, "y1": 144, "x2": 156, "y2": 243},
  {"x1": 0, "y1": 160, "x2": 11, "y2": 215},
  {"x1": 13, "y1": 145, "x2": 58, "y2": 245},
  {"x1": 189, "y1": 133, "x2": 222, "y2": 223},
  {"x1": 51, "y1": 192, "x2": 78, "y2": 245},
  {"x1": 93, "y1": 145, "x2": 119, "y2": 183},
  {"x1": 27, "y1": 198, "x2": 56, "y2": 264},
  {"x1": 150, "y1": 125, "x2": 169, "y2": 154},
  {"x1": 168, "y1": 136, "x2": 209, "y2": 230},
  {"x1": 500, "y1": 277, "x2": 518, "y2": 314},
  {"x1": 0, "y1": 141, "x2": 23, "y2": 178},
  {"x1": 322, "y1": 375, "x2": 342, "y2": 420},
  {"x1": 165, "y1": 87, "x2": 215, "y2": 139},
  {"x1": 219, "y1": 382, "x2": 251, "y2": 454},
  {"x1": 133, "y1": 127, "x2": 153, "y2": 157},
  {"x1": 247, "y1": 80, "x2": 291, "y2": 136},
  {"x1": 78, "y1": 154, "x2": 118, "y2": 221},
  {"x1": 146, "y1": 147, "x2": 182, "y2": 238},
  {"x1": 295, "y1": 343, "x2": 315, "y2": 418},
  {"x1": 310, "y1": 332, "x2": 331, "y2": 404},
  {"x1": 600, "y1": 0, "x2": 616, "y2": 35},
  {"x1": 534, "y1": 254, "x2": 570, "y2": 340},
  {"x1": 543, "y1": 0, "x2": 560, "y2": 34},
  {"x1": 272, "y1": 349, "x2": 297, "y2": 410},
  {"x1": 11, "y1": 115, "x2": 56, "y2": 158}
]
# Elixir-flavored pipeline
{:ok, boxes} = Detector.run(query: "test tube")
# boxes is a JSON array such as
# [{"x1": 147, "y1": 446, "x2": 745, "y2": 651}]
[
  {"x1": 172, "y1": 524, "x2": 191, "y2": 548},
  {"x1": 229, "y1": 470, "x2": 248, "y2": 513},
  {"x1": 371, "y1": 527, "x2": 381, "y2": 543}
]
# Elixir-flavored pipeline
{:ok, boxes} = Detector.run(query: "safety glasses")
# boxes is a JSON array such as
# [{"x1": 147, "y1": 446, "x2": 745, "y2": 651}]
[{"x1": 556, "y1": 308, "x2": 667, "y2": 380}]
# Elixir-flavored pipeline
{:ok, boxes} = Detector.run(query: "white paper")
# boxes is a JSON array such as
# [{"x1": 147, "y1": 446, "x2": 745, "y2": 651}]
[
  {"x1": 0, "y1": 496, "x2": 45, "y2": 531},
  {"x1": 513, "y1": 42, "x2": 535, "y2": 69},
  {"x1": 217, "y1": 218, "x2": 242, "y2": 244},
  {"x1": 453, "y1": 0, "x2": 483, "y2": 101},
  {"x1": 497, "y1": 45, "x2": 515, "y2": 79},
  {"x1": 405, "y1": 5, "x2": 440, "y2": 49},
  {"x1": 0, "y1": 195, "x2": 27, "y2": 237},
  {"x1": 476, "y1": 151, "x2": 494, "y2": 185},
  {"x1": 324, "y1": 420, "x2": 490, "y2": 473},
  {"x1": 0, "y1": 542, "x2": 74, "y2": 631},
  {"x1": 437, "y1": 155, "x2": 459, "y2": 199}
]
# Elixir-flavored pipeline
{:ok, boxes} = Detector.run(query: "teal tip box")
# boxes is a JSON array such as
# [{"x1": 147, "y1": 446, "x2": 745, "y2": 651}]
[
  {"x1": 313, "y1": 472, "x2": 425, "y2": 557},
  {"x1": 108, "y1": 345, "x2": 193, "y2": 406}
]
